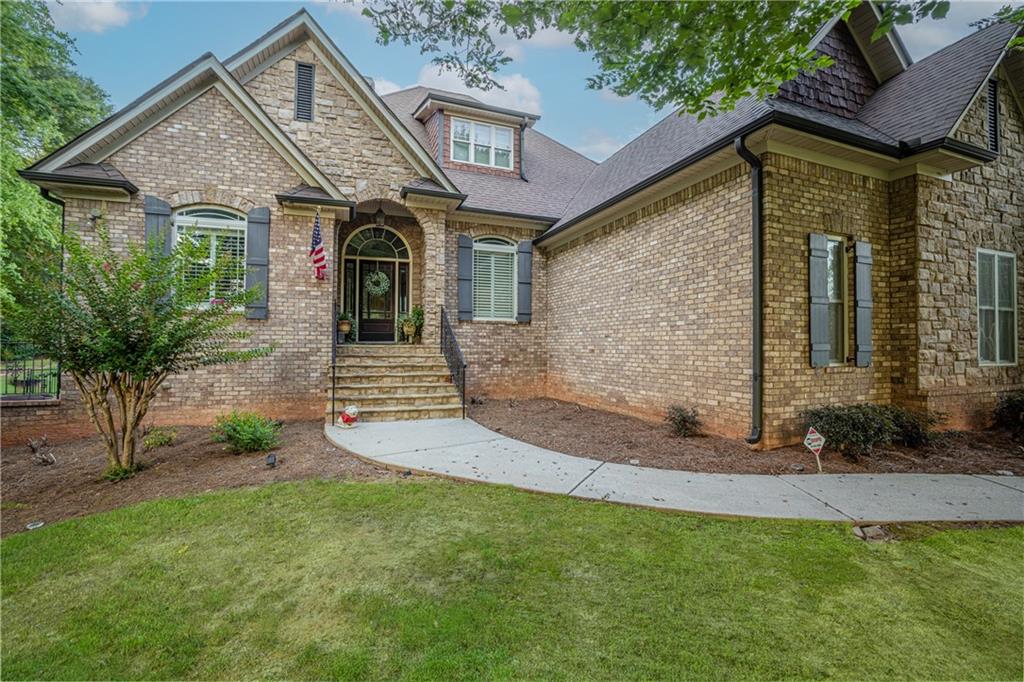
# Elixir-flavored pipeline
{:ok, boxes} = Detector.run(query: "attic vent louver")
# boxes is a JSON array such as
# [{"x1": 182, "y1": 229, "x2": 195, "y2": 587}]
[
  {"x1": 987, "y1": 79, "x2": 998, "y2": 153},
  {"x1": 295, "y1": 62, "x2": 315, "y2": 122}
]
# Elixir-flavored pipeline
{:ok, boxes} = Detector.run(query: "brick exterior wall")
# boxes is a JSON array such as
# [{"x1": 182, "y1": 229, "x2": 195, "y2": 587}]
[
  {"x1": 444, "y1": 221, "x2": 547, "y2": 396},
  {"x1": 544, "y1": 165, "x2": 753, "y2": 437},
  {"x1": 776, "y1": 22, "x2": 878, "y2": 118},
  {"x1": 761, "y1": 154, "x2": 893, "y2": 447}
]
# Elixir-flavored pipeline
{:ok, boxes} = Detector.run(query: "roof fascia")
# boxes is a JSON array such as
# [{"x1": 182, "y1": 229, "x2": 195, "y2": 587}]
[
  {"x1": 867, "y1": 1, "x2": 913, "y2": 69},
  {"x1": 18, "y1": 169, "x2": 138, "y2": 194}
]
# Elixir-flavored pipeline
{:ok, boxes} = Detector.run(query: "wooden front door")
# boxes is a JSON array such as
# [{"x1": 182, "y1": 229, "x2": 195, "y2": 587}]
[{"x1": 358, "y1": 260, "x2": 396, "y2": 342}]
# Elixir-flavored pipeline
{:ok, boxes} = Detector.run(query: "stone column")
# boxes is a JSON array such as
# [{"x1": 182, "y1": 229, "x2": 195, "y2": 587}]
[{"x1": 409, "y1": 206, "x2": 447, "y2": 345}]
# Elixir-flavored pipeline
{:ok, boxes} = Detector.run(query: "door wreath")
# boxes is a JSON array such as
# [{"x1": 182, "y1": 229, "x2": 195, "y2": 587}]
[{"x1": 364, "y1": 270, "x2": 391, "y2": 297}]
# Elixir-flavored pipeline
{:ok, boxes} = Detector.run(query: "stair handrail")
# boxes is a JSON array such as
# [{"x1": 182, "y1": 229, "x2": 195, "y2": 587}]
[{"x1": 440, "y1": 307, "x2": 467, "y2": 419}]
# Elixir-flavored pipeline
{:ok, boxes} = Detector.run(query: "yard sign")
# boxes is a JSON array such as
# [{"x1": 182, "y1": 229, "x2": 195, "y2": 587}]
[{"x1": 804, "y1": 427, "x2": 826, "y2": 473}]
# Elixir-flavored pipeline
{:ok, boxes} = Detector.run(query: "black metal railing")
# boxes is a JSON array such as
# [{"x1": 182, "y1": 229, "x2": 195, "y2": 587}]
[
  {"x1": 1, "y1": 342, "x2": 60, "y2": 400},
  {"x1": 331, "y1": 301, "x2": 338, "y2": 427},
  {"x1": 440, "y1": 307, "x2": 467, "y2": 419}
]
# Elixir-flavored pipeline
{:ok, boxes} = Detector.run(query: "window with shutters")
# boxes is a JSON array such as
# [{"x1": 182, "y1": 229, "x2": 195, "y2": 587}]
[
  {"x1": 987, "y1": 79, "x2": 999, "y2": 153},
  {"x1": 826, "y1": 236, "x2": 848, "y2": 364},
  {"x1": 977, "y1": 249, "x2": 1017, "y2": 365},
  {"x1": 473, "y1": 237, "x2": 516, "y2": 320},
  {"x1": 173, "y1": 207, "x2": 247, "y2": 304},
  {"x1": 451, "y1": 117, "x2": 513, "y2": 169},
  {"x1": 295, "y1": 62, "x2": 315, "y2": 122}
]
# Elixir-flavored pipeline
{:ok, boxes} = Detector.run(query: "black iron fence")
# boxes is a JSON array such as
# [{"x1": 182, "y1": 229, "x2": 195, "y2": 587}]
[
  {"x1": 1, "y1": 342, "x2": 60, "y2": 399},
  {"x1": 440, "y1": 307, "x2": 467, "y2": 419}
]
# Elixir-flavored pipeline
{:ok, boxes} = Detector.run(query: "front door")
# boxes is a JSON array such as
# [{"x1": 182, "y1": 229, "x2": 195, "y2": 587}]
[{"x1": 358, "y1": 260, "x2": 396, "y2": 342}]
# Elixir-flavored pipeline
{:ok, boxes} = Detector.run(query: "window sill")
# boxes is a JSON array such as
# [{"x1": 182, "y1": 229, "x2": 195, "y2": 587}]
[
  {"x1": 469, "y1": 317, "x2": 518, "y2": 325},
  {"x1": 979, "y1": 361, "x2": 1018, "y2": 368},
  {"x1": 1, "y1": 397, "x2": 61, "y2": 408}
]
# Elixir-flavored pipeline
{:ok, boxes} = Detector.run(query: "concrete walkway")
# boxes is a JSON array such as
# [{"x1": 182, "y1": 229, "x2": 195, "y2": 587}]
[{"x1": 325, "y1": 419, "x2": 1024, "y2": 522}]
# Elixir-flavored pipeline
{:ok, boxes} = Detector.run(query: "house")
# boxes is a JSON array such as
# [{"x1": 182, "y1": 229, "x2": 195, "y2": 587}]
[{"x1": 5, "y1": 6, "x2": 1021, "y2": 449}]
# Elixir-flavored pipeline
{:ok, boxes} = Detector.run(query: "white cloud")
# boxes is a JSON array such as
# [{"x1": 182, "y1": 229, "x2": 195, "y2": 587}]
[
  {"x1": 599, "y1": 89, "x2": 633, "y2": 104},
  {"x1": 371, "y1": 77, "x2": 402, "y2": 95},
  {"x1": 48, "y1": 1, "x2": 147, "y2": 33},
  {"x1": 896, "y1": 2, "x2": 1018, "y2": 60},
  {"x1": 416, "y1": 65, "x2": 542, "y2": 114},
  {"x1": 574, "y1": 129, "x2": 625, "y2": 161},
  {"x1": 493, "y1": 27, "x2": 574, "y2": 62}
]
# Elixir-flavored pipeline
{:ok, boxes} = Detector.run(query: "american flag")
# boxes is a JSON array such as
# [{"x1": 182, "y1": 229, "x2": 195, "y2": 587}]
[{"x1": 309, "y1": 210, "x2": 326, "y2": 280}]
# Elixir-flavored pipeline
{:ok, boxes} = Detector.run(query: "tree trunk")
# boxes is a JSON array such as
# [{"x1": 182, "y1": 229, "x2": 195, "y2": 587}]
[{"x1": 72, "y1": 371, "x2": 165, "y2": 473}]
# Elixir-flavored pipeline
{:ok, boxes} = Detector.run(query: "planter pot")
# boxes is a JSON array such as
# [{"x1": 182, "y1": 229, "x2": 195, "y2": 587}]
[
  {"x1": 402, "y1": 323, "x2": 417, "y2": 343},
  {"x1": 338, "y1": 320, "x2": 352, "y2": 335}
]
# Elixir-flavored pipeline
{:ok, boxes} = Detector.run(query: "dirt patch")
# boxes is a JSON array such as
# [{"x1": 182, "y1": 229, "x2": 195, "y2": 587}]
[
  {"x1": 1, "y1": 421, "x2": 395, "y2": 537},
  {"x1": 470, "y1": 398, "x2": 1024, "y2": 476}
]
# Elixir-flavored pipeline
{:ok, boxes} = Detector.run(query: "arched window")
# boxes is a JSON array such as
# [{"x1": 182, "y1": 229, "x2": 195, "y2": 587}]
[
  {"x1": 344, "y1": 226, "x2": 409, "y2": 260},
  {"x1": 473, "y1": 236, "x2": 516, "y2": 320},
  {"x1": 172, "y1": 206, "x2": 247, "y2": 301}
]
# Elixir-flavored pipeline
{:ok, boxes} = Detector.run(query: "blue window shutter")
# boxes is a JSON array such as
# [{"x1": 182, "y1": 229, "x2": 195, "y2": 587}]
[
  {"x1": 143, "y1": 195, "x2": 172, "y2": 254},
  {"x1": 457, "y1": 234, "x2": 473, "y2": 320},
  {"x1": 245, "y1": 207, "x2": 270, "y2": 320},
  {"x1": 516, "y1": 240, "x2": 532, "y2": 323},
  {"x1": 808, "y1": 233, "x2": 830, "y2": 368},
  {"x1": 854, "y1": 241, "x2": 873, "y2": 367}
]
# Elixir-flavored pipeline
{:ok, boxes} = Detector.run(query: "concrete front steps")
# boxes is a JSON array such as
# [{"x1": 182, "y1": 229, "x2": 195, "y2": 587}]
[{"x1": 326, "y1": 344, "x2": 463, "y2": 422}]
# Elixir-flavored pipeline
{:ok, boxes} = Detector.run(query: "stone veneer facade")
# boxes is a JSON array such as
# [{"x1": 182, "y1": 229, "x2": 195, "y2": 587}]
[{"x1": 3, "y1": 42, "x2": 1020, "y2": 450}]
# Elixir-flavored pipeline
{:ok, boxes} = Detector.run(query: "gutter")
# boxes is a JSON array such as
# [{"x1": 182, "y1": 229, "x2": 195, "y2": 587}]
[
  {"x1": 18, "y1": 169, "x2": 139, "y2": 194},
  {"x1": 734, "y1": 136, "x2": 763, "y2": 445}
]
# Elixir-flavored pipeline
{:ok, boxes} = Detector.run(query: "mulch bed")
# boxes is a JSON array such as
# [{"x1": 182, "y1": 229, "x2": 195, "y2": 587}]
[
  {"x1": 470, "y1": 398, "x2": 1024, "y2": 476},
  {"x1": 1, "y1": 421, "x2": 395, "y2": 537}
]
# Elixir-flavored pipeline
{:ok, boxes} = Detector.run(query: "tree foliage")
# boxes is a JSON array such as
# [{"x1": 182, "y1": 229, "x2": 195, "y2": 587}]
[
  {"x1": 9, "y1": 223, "x2": 273, "y2": 476},
  {"x1": 358, "y1": 0, "x2": 1015, "y2": 118},
  {"x1": 0, "y1": 0, "x2": 111, "y2": 313}
]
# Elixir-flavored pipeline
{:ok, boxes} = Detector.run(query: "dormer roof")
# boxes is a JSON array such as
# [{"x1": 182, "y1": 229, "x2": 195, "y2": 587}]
[{"x1": 413, "y1": 91, "x2": 540, "y2": 127}]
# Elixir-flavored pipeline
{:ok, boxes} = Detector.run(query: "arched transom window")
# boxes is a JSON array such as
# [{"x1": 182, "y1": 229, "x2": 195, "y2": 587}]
[
  {"x1": 172, "y1": 206, "x2": 247, "y2": 301},
  {"x1": 344, "y1": 226, "x2": 410, "y2": 260},
  {"x1": 473, "y1": 236, "x2": 516, "y2": 321}
]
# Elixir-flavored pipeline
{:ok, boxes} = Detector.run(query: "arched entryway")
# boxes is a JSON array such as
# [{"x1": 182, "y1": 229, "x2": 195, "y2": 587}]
[{"x1": 340, "y1": 225, "x2": 412, "y2": 342}]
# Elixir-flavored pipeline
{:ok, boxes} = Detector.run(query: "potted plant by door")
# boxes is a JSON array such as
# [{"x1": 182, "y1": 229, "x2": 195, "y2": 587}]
[
  {"x1": 398, "y1": 313, "x2": 417, "y2": 344},
  {"x1": 337, "y1": 313, "x2": 354, "y2": 340},
  {"x1": 410, "y1": 305, "x2": 425, "y2": 343}
]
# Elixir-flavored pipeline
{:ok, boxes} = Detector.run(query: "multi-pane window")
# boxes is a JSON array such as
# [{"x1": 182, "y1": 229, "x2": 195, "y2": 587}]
[
  {"x1": 173, "y1": 207, "x2": 247, "y2": 302},
  {"x1": 977, "y1": 249, "x2": 1017, "y2": 365},
  {"x1": 473, "y1": 237, "x2": 516, "y2": 320},
  {"x1": 451, "y1": 117, "x2": 513, "y2": 169},
  {"x1": 826, "y1": 236, "x2": 847, "y2": 364}
]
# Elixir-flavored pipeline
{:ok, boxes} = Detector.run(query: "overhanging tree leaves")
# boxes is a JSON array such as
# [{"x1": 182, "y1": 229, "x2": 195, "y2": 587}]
[
  {"x1": 357, "y1": 0, "x2": 1014, "y2": 118},
  {"x1": 0, "y1": 0, "x2": 111, "y2": 313},
  {"x1": 10, "y1": 223, "x2": 273, "y2": 477}
]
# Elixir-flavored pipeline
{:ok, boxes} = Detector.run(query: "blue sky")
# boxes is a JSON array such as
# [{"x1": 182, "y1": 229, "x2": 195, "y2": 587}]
[{"x1": 53, "y1": 0, "x2": 1018, "y2": 161}]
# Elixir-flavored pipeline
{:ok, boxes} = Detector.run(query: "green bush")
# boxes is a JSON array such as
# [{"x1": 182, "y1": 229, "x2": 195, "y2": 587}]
[
  {"x1": 212, "y1": 411, "x2": 281, "y2": 453},
  {"x1": 882, "y1": 405, "x2": 944, "y2": 447},
  {"x1": 801, "y1": 404, "x2": 897, "y2": 458},
  {"x1": 666, "y1": 405, "x2": 702, "y2": 437},
  {"x1": 993, "y1": 390, "x2": 1024, "y2": 442},
  {"x1": 802, "y1": 403, "x2": 944, "y2": 457},
  {"x1": 142, "y1": 426, "x2": 176, "y2": 450}
]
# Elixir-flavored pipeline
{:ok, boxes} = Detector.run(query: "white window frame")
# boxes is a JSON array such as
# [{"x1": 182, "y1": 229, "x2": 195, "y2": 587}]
[
  {"x1": 450, "y1": 117, "x2": 513, "y2": 170},
  {"x1": 172, "y1": 207, "x2": 247, "y2": 307},
  {"x1": 472, "y1": 236, "x2": 517, "y2": 322},
  {"x1": 977, "y1": 248, "x2": 1018, "y2": 366},
  {"x1": 825, "y1": 234, "x2": 848, "y2": 366}
]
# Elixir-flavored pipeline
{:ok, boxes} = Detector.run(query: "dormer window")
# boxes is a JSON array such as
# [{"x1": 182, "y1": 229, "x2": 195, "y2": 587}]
[{"x1": 451, "y1": 117, "x2": 513, "y2": 169}]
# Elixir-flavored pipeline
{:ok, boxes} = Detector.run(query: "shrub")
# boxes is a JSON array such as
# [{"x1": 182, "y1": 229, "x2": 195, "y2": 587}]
[
  {"x1": 666, "y1": 405, "x2": 702, "y2": 437},
  {"x1": 212, "y1": 411, "x2": 281, "y2": 453},
  {"x1": 801, "y1": 404, "x2": 898, "y2": 459},
  {"x1": 993, "y1": 390, "x2": 1024, "y2": 442},
  {"x1": 880, "y1": 405, "x2": 944, "y2": 448},
  {"x1": 142, "y1": 426, "x2": 176, "y2": 450}
]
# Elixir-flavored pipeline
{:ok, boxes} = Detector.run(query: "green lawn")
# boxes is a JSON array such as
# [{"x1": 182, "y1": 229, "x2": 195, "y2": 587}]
[{"x1": 2, "y1": 480, "x2": 1021, "y2": 680}]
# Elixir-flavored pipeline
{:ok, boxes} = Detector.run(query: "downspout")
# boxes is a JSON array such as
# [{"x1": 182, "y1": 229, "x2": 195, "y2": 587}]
[
  {"x1": 734, "y1": 136, "x2": 763, "y2": 445},
  {"x1": 519, "y1": 122, "x2": 527, "y2": 181}
]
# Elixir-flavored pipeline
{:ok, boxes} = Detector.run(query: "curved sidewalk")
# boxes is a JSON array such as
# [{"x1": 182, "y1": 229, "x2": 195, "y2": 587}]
[{"x1": 325, "y1": 418, "x2": 1024, "y2": 522}]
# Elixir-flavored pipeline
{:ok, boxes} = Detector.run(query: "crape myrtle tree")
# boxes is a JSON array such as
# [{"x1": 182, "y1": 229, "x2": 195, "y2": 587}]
[
  {"x1": 10, "y1": 223, "x2": 273, "y2": 478},
  {"x1": 356, "y1": 0, "x2": 1022, "y2": 119}
]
